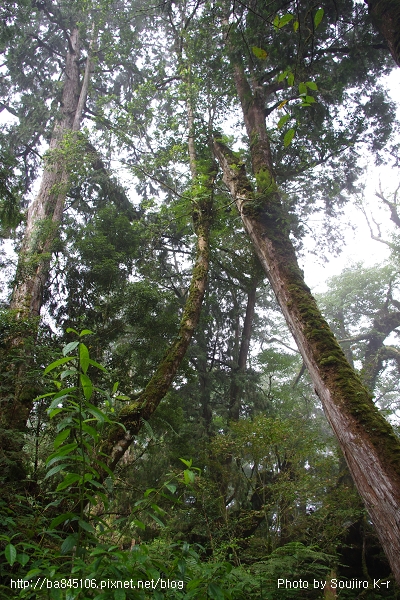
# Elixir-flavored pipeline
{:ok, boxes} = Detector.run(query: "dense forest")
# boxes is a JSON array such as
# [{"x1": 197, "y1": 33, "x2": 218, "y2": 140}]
[{"x1": 1, "y1": 0, "x2": 400, "y2": 598}]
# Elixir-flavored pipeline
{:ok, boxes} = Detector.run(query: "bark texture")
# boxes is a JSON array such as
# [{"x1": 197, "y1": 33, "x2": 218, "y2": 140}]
[
  {"x1": 214, "y1": 136, "x2": 400, "y2": 583},
  {"x1": 1, "y1": 28, "x2": 92, "y2": 476},
  {"x1": 103, "y1": 165, "x2": 216, "y2": 470},
  {"x1": 11, "y1": 27, "x2": 88, "y2": 320},
  {"x1": 214, "y1": 47, "x2": 400, "y2": 580},
  {"x1": 366, "y1": 0, "x2": 400, "y2": 67}
]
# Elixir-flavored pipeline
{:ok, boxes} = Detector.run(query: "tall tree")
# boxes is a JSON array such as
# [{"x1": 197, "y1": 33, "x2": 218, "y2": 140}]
[
  {"x1": 209, "y1": 0, "x2": 400, "y2": 581},
  {"x1": 0, "y1": 0, "x2": 145, "y2": 476},
  {"x1": 1, "y1": 7, "x2": 91, "y2": 475}
]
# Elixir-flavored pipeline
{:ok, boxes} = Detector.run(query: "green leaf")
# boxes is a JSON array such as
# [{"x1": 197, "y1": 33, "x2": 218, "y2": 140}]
[
  {"x1": 273, "y1": 14, "x2": 280, "y2": 27},
  {"x1": 88, "y1": 358, "x2": 107, "y2": 372},
  {"x1": 314, "y1": 8, "x2": 324, "y2": 28},
  {"x1": 306, "y1": 81, "x2": 318, "y2": 90},
  {"x1": 49, "y1": 513, "x2": 74, "y2": 529},
  {"x1": 45, "y1": 464, "x2": 70, "y2": 479},
  {"x1": 183, "y1": 469, "x2": 196, "y2": 484},
  {"x1": 151, "y1": 503, "x2": 166, "y2": 516},
  {"x1": 287, "y1": 72, "x2": 294, "y2": 86},
  {"x1": 79, "y1": 329, "x2": 94, "y2": 337},
  {"x1": 112, "y1": 382, "x2": 119, "y2": 394},
  {"x1": 61, "y1": 535, "x2": 77, "y2": 554},
  {"x1": 47, "y1": 395, "x2": 69, "y2": 413},
  {"x1": 34, "y1": 391, "x2": 58, "y2": 401},
  {"x1": 208, "y1": 583, "x2": 225, "y2": 600},
  {"x1": 17, "y1": 553, "x2": 29, "y2": 566},
  {"x1": 81, "y1": 422, "x2": 99, "y2": 441},
  {"x1": 284, "y1": 128, "x2": 295, "y2": 146},
  {"x1": 96, "y1": 460, "x2": 114, "y2": 479},
  {"x1": 186, "y1": 580, "x2": 201, "y2": 591},
  {"x1": 277, "y1": 70, "x2": 288, "y2": 82},
  {"x1": 44, "y1": 356, "x2": 77, "y2": 375},
  {"x1": 49, "y1": 408, "x2": 63, "y2": 418},
  {"x1": 305, "y1": 95, "x2": 316, "y2": 103},
  {"x1": 149, "y1": 513, "x2": 165, "y2": 527},
  {"x1": 53, "y1": 387, "x2": 77, "y2": 400},
  {"x1": 54, "y1": 429, "x2": 70, "y2": 449},
  {"x1": 5, "y1": 543, "x2": 17, "y2": 566},
  {"x1": 62, "y1": 341, "x2": 79, "y2": 356},
  {"x1": 80, "y1": 373, "x2": 93, "y2": 400},
  {"x1": 25, "y1": 569, "x2": 43, "y2": 580},
  {"x1": 251, "y1": 46, "x2": 267, "y2": 60},
  {"x1": 132, "y1": 519, "x2": 146, "y2": 531},
  {"x1": 278, "y1": 13, "x2": 293, "y2": 27},
  {"x1": 179, "y1": 458, "x2": 192, "y2": 468},
  {"x1": 56, "y1": 473, "x2": 81, "y2": 491},
  {"x1": 79, "y1": 343, "x2": 90, "y2": 374},
  {"x1": 298, "y1": 82, "x2": 307, "y2": 96},
  {"x1": 293, "y1": 20, "x2": 299, "y2": 32},
  {"x1": 86, "y1": 403, "x2": 108, "y2": 423},
  {"x1": 78, "y1": 519, "x2": 95, "y2": 533},
  {"x1": 164, "y1": 483, "x2": 177, "y2": 494},
  {"x1": 66, "y1": 327, "x2": 79, "y2": 335},
  {"x1": 46, "y1": 443, "x2": 78, "y2": 466},
  {"x1": 60, "y1": 369, "x2": 78, "y2": 380},
  {"x1": 278, "y1": 114, "x2": 290, "y2": 129}
]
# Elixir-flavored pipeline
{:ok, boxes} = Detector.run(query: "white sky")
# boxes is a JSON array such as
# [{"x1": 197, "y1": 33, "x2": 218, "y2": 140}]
[
  {"x1": 2, "y1": 67, "x2": 400, "y2": 302},
  {"x1": 302, "y1": 68, "x2": 400, "y2": 293}
]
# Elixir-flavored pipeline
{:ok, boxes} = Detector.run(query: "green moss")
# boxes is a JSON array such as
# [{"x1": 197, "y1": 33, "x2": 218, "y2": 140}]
[
  {"x1": 287, "y1": 281, "x2": 400, "y2": 479},
  {"x1": 255, "y1": 168, "x2": 278, "y2": 195}
]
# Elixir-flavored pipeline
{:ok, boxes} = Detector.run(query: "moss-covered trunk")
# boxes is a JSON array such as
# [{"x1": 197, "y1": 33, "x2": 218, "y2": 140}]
[
  {"x1": 10, "y1": 27, "x2": 90, "y2": 321},
  {"x1": 212, "y1": 50, "x2": 400, "y2": 579},
  {"x1": 213, "y1": 136, "x2": 400, "y2": 583},
  {"x1": 103, "y1": 166, "x2": 216, "y2": 469}
]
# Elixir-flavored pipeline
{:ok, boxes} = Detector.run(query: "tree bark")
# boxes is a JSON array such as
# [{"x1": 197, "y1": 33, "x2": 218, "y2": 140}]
[
  {"x1": 216, "y1": 49, "x2": 400, "y2": 580},
  {"x1": 1, "y1": 28, "x2": 93, "y2": 477},
  {"x1": 366, "y1": 0, "x2": 400, "y2": 67},
  {"x1": 212, "y1": 40, "x2": 400, "y2": 574},
  {"x1": 11, "y1": 26, "x2": 91, "y2": 321},
  {"x1": 102, "y1": 163, "x2": 216, "y2": 470},
  {"x1": 213, "y1": 134, "x2": 400, "y2": 583}
]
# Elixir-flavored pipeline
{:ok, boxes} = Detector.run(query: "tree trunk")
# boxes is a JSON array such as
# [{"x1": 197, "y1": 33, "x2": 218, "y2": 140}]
[
  {"x1": 103, "y1": 162, "x2": 216, "y2": 470},
  {"x1": 11, "y1": 27, "x2": 91, "y2": 321},
  {"x1": 213, "y1": 49, "x2": 400, "y2": 578},
  {"x1": 1, "y1": 28, "x2": 92, "y2": 479},
  {"x1": 366, "y1": 0, "x2": 400, "y2": 67},
  {"x1": 229, "y1": 278, "x2": 258, "y2": 420},
  {"x1": 102, "y1": 72, "x2": 217, "y2": 467}
]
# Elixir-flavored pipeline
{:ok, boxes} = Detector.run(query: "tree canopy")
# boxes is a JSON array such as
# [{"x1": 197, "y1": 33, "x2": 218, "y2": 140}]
[{"x1": 1, "y1": 0, "x2": 400, "y2": 597}]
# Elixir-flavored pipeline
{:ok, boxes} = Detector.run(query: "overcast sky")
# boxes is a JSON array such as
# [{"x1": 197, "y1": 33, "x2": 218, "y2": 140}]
[{"x1": 302, "y1": 68, "x2": 400, "y2": 293}]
